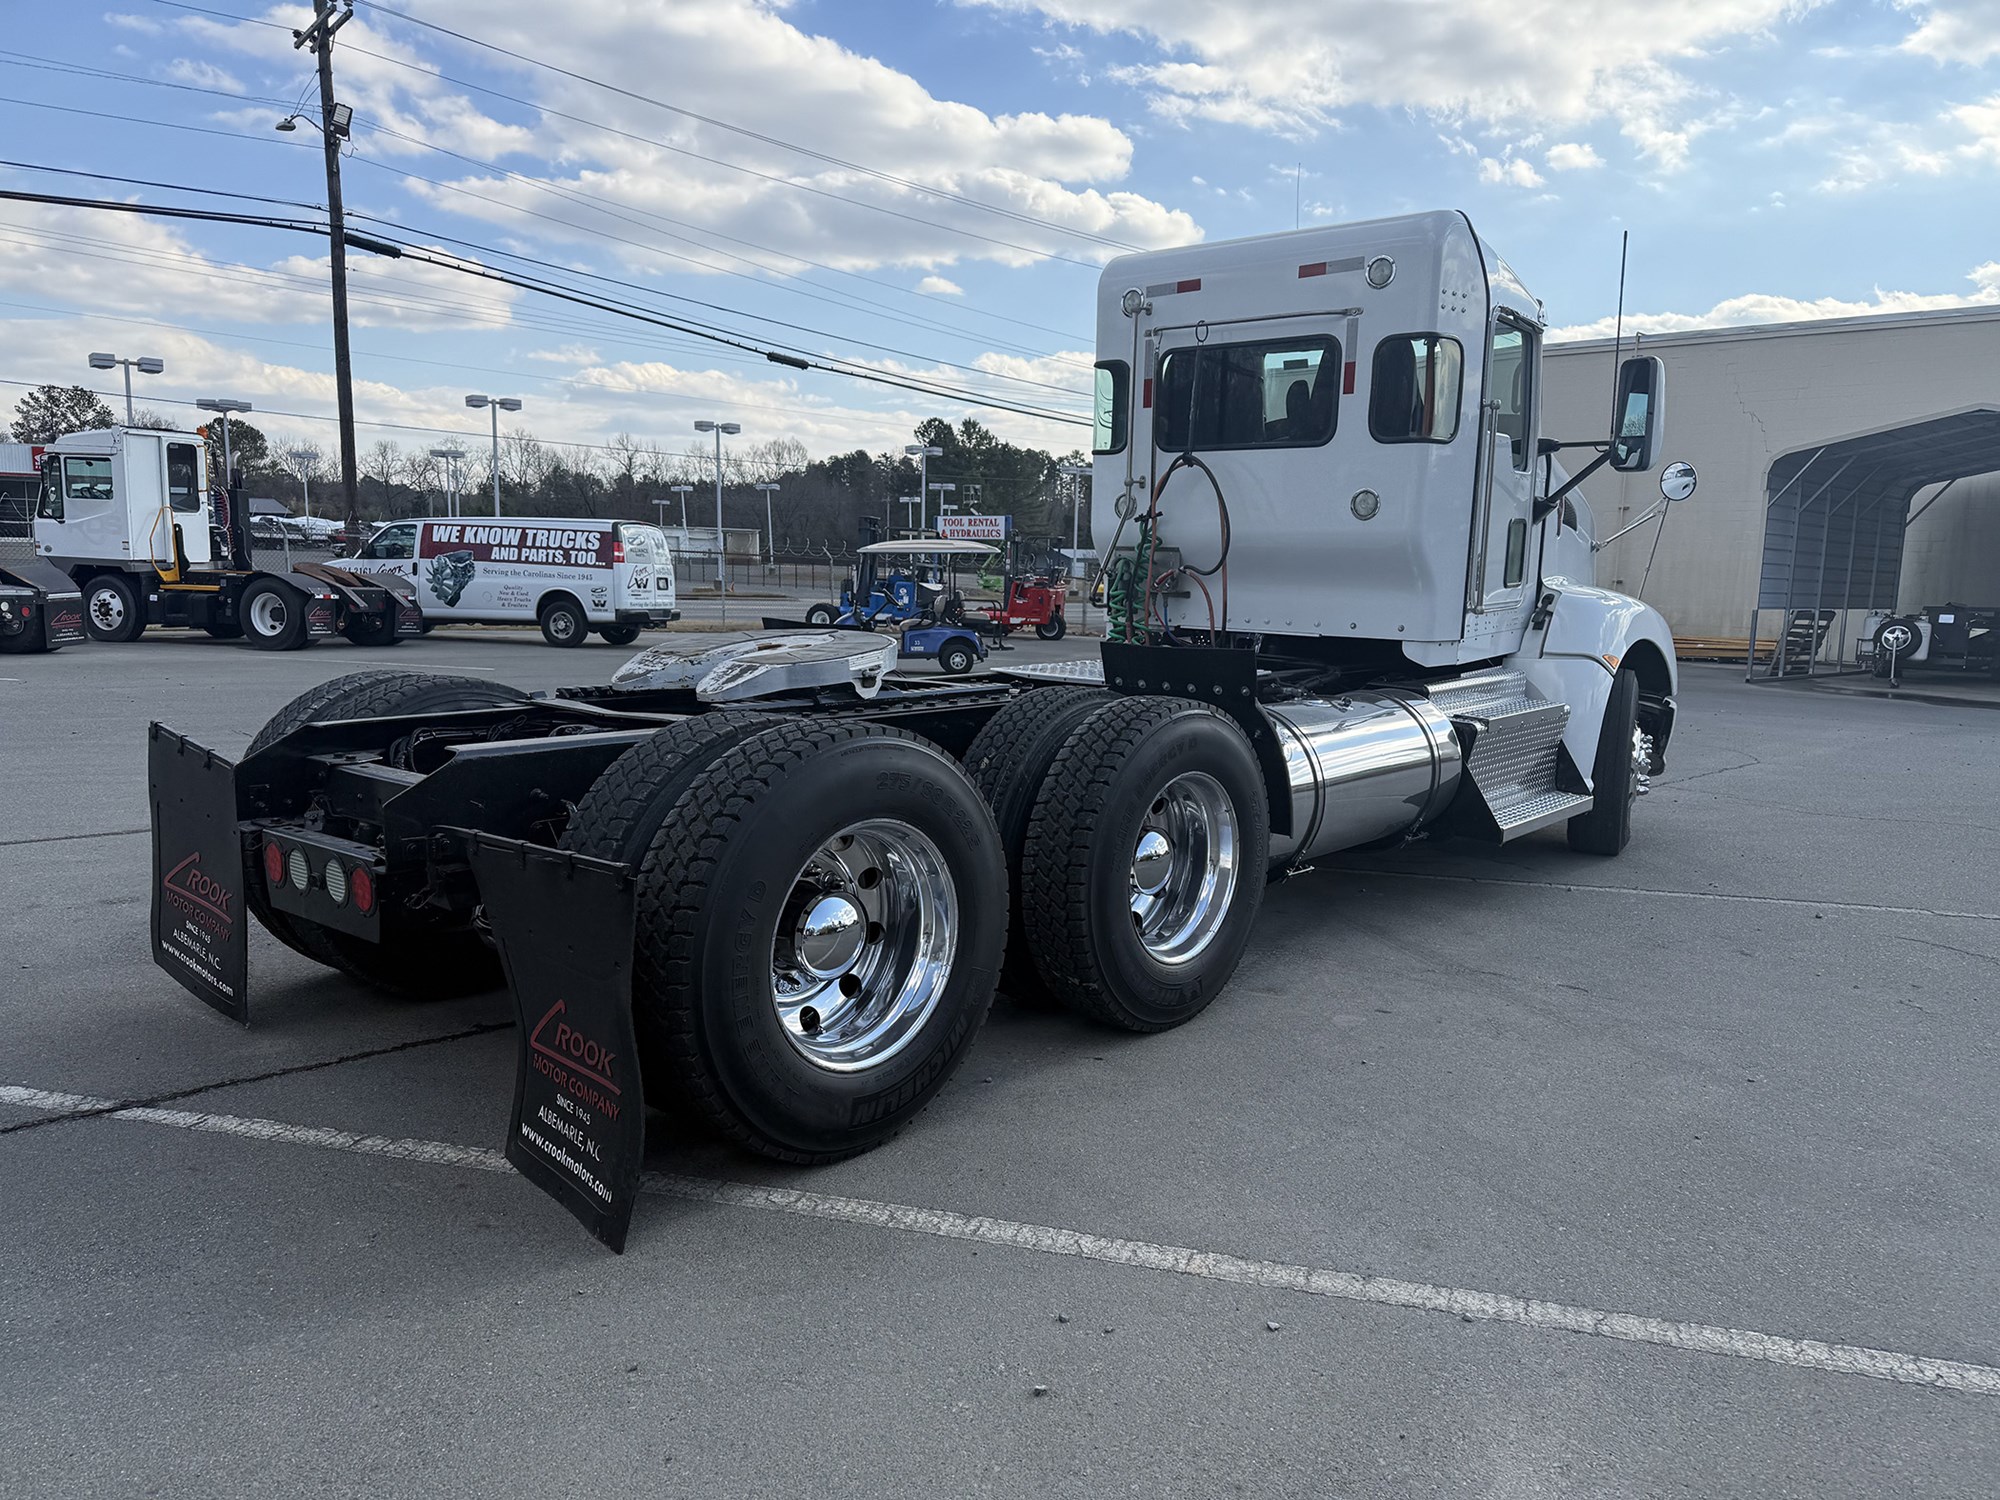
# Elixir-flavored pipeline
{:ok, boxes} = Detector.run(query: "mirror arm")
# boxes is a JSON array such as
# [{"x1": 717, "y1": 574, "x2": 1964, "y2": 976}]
[
  {"x1": 1534, "y1": 444, "x2": 1614, "y2": 521},
  {"x1": 1593, "y1": 501, "x2": 1667, "y2": 551}
]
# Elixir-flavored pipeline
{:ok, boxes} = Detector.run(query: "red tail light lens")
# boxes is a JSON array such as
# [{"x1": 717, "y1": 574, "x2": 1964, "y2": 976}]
[
  {"x1": 262, "y1": 841, "x2": 284, "y2": 885},
  {"x1": 349, "y1": 865, "x2": 375, "y2": 915},
  {"x1": 611, "y1": 539, "x2": 626, "y2": 563}
]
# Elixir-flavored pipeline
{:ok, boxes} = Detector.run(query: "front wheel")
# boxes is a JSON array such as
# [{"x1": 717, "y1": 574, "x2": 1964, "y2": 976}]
[
  {"x1": 538, "y1": 595, "x2": 587, "y2": 647},
  {"x1": 1021, "y1": 697, "x2": 1269, "y2": 1032},
  {"x1": 1035, "y1": 611, "x2": 1067, "y2": 641},
  {"x1": 240, "y1": 579, "x2": 308, "y2": 651},
  {"x1": 1568, "y1": 668, "x2": 1641, "y2": 855},
  {"x1": 633, "y1": 722, "x2": 1006, "y2": 1163},
  {"x1": 83, "y1": 573, "x2": 146, "y2": 643}
]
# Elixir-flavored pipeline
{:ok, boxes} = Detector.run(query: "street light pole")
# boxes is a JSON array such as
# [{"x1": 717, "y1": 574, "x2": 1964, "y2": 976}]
[
  {"x1": 905, "y1": 443, "x2": 942, "y2": 530},
  {"x1": 88, "y1": 353, "x2": 164, "y2": 424},
  {"x1": 429, "y1": 447, "x2": 465, "y2": 518},
  {"x1": 1057, "y1": 462, "x2": 1091, "y2": 554},
  {"x1": 898, "y1": 495, "x2": 921, "y2": 532},
  {"x1": 755, "y1": 481, "x2": 779, "y2": 564},
  {"x1": 670, "y1": 484, "x2": 693, "y2": 531},
  {"x1": 694, "y1": 420, "x2": 741, "y2": 620},
  {"x1": 465, "y1": 395, "x2": 522, "y2": 516}
]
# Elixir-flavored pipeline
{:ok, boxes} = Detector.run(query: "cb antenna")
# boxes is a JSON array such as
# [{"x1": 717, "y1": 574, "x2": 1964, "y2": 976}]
[{"x1": 1608, "y1": 229, "x2": 1628, "y2": 435}]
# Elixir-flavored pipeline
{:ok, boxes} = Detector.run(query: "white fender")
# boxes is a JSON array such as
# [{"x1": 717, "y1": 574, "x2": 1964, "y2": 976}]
[{"x1": 1509, "y1": 576, "x2": 1678, "y2": 791}]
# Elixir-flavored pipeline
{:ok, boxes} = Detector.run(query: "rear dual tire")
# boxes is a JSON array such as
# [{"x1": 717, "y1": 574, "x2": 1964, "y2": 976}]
[
  {"x1": 568, "y1": 720, "x2": 1007, "y2": 1164},
  {"x1": 1019, "y1": 697, "x2": 1269, "y2": 1032}
]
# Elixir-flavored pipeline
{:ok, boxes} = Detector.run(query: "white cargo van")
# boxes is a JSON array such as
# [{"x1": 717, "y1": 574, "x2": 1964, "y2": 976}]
[{"x1": 345, "y1": 517, "x2": 678, "y2": 646}]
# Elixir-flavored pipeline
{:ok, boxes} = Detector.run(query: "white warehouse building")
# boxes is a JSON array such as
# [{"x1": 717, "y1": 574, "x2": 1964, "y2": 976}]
[{"x1": 1542, "y1": 304, "x2": 2000, "y2": 658}]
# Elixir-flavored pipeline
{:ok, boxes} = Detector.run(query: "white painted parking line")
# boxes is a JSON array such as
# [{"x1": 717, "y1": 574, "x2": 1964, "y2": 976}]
[
  {"x1": 4, "y1": 1082, "x2": 1996, "y2": 1397},
  {"x1": 1342, "y1": 868, "x2": 2000, "y2": 923}
]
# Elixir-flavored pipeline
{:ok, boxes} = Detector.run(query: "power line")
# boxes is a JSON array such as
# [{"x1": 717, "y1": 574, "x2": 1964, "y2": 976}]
[
  {"x1": 0, "y1": 188, "x2": 1087, "y2": 424},
  {"x1": 0, "y1": 62, "x2": 1097, "y2": 347}
]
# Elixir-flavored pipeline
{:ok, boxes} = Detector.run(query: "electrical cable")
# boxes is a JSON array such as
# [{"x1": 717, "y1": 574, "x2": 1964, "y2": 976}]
[{"x1": 0, "y1": 187, "x2": 1088, "y2": 425}]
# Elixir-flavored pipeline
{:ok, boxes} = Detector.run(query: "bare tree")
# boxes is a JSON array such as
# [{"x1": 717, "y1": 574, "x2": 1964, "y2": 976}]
[{"x1": 365, "y1": 440, "x2": 404, "y2": 517}]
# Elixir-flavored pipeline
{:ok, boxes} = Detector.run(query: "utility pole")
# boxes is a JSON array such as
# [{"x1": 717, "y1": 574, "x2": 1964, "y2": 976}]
[{"x1": 294, "y1": 0, "x2": 359, "y2": 539}]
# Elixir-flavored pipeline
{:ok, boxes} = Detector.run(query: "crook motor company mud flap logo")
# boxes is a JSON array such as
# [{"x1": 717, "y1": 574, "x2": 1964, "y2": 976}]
[
  {"x1": 149, "y1": 726, "x2": 250, "y2": 1022},
  {"x1": 162, "y1": 851, "x2": 234, "y2": 941},
  {"x1": 464, "y1": 835, "x2": 643, "y2": 1251}
]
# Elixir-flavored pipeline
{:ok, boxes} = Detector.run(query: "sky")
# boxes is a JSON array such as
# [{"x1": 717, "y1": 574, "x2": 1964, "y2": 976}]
[{"x1": 2, "y1": 0, "x2": 1996, "y2": 469}]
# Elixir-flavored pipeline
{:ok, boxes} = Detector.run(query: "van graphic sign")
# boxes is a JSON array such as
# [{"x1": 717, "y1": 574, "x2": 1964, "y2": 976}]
[
  {"x1": 427, "y1": 549, "x2": 477, "y2": 606},
  {"x1": 418, "y1": 523, "x2": 614, "y2": 568}
]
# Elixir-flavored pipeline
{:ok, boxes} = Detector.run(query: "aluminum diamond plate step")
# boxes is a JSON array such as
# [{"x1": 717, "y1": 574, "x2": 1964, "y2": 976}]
[{"x1": 1454, "y1": 694, "x2": 1587, "y2": 840}]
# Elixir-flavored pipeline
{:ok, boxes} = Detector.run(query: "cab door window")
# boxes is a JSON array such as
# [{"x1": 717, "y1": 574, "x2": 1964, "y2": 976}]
[
  {"x1": 1488, "y1": 319, "x2": 1535, "y2": 470},
  {"x1": 167, "y1": 443, "x2": 203, "y2": 512}
]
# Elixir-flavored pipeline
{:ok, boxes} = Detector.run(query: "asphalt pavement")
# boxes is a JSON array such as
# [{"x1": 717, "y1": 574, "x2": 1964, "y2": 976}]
[{"x1": 2, "y1": 628, "x2": 1997, "y2": 1498}]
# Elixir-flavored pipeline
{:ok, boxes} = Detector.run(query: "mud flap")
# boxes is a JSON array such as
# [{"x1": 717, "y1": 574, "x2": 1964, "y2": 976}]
[
  {"x1": 462, "y1": 833, "x2": 645, "y2": 1253},
  {"x1": 149, "y1": 725, "x2": 250, "y2": 1023}
]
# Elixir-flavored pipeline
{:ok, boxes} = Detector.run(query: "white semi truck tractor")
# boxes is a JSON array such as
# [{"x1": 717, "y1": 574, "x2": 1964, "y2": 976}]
[
  {"x1": 33, "y1": 426, "x2": 421, "y2": 649},
  {"x1": 145, "y1": 211, "x2": 1690, "y2": 1245}
]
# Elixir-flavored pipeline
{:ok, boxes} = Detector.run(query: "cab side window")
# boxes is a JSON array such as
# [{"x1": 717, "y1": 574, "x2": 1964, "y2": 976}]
[{"x1": 1369, "y1": 335, "x2": 1462, "y2": 443}]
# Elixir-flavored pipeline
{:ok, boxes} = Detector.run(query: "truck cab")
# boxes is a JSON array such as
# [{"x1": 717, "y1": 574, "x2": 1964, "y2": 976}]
[
  {"x1": 31, "y1": 426, "x2": 415, "y2": 651},
  {"x1": 1090, "y1": 209, "x2": 1683, "y2": 800},
  {"x1": 34, "y1": 427, "x2": 215, "y2": 575}
]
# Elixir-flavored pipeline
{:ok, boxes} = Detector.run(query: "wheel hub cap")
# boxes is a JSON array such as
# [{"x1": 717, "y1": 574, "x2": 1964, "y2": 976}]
[
  {"x1": 1131, "y1": 830, "x2": 1174, "y2": 894},
  {"x1": 769, "y1": 819, "x2": 957, "y2": 1072},
  {"x1": 1128, "y1": 772, "x2": 1239, "y2": 967},
  {"x1": 794, "y1": 893, "x2": 865, "y2": 979}
]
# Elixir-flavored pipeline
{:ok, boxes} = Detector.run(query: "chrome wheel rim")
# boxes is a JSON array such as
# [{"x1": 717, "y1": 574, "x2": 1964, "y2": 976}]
[
  {"x1": 1129, "y1": 771, "x2": 1239, "y2": 966},
  {"x1": 769, "y1": 818, "x2": 957, "y2": 1073},
  {"x1": 1631, "y1": 727, "x2": 1654, "y2": 799},
  {"x1": 249, "y1": 592, "x2": 287, "y2": 637},
  {"x1": 88, "y1": 586, "x2": 125, "y2": 631}
]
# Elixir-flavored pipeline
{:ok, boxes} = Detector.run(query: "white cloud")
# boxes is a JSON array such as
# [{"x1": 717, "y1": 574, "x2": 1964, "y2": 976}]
[
  {"x1": 161, "y1": 58, "x2": 245, "y2": 94},
  {"x1": 1897, "y1": 0, "x2": 2000, "y2": 66},
  {"x1": 1478, "y1": 156, "x2": 1545, "y2": 188},
  {"x1": 963, "y1": 0, "x2": 1821, "y2": 163},
  {"x1": 179, "y1": 0, "x2": 1200, "y2": 274},
  {"x1": 1547, "y1": 263, "x2": 2000, "y2": 341},
  {"x1": 916, "y1": 275, "x2": 965, "y2": 295},
  {"x1": 1954, "y1": 93, "x2": 2000, "y2": 163},
  {"x1": 1546, "y1": 142, "x2": 1604, "y2": 171}
]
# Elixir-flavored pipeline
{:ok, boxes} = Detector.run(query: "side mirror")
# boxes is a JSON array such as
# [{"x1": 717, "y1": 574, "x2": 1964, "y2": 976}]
[
  {"x1": 1607, "y1": 354, "x2": 1665, "y2": 472},
  {"x1": 1659, "y1": 461, "x2": 1697, "y2": 502}
]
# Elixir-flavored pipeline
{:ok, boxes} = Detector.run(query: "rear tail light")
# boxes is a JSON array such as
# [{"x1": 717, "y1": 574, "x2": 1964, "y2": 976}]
[
  {"x1": 611, "y1": 539, "x2": 626, "y2": 563},
  {"x1": 263, "y1": 841, "x2": 284, "y2": 884},
  {"x1": 349, "y1": 865, "x2": 375, "y2": 915}
]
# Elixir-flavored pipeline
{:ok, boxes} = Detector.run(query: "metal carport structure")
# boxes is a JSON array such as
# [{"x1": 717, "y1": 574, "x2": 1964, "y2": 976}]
[{"x1": 1748, "y1": 407, "x2": 2000, "y2": 678}]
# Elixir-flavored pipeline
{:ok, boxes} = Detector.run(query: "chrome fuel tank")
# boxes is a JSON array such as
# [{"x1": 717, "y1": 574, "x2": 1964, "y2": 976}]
[{"x1": 1264, "y1": 691, "x2": 1463, "y2": 866}]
